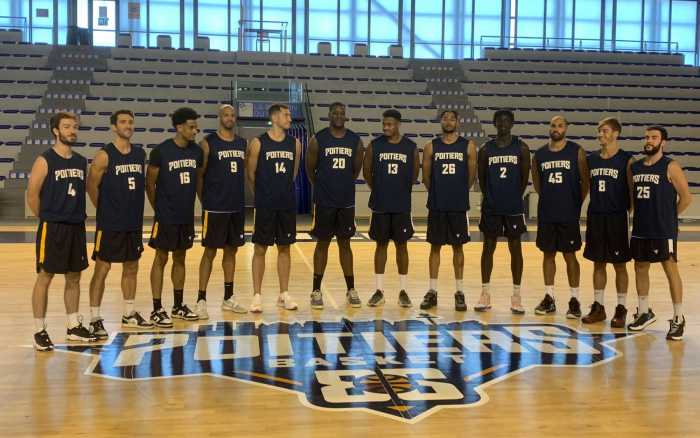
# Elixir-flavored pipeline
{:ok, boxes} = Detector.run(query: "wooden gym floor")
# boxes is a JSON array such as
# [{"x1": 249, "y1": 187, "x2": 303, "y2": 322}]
[{"x1": 1, "y1": 221, "x2": 698, "y2": 437}]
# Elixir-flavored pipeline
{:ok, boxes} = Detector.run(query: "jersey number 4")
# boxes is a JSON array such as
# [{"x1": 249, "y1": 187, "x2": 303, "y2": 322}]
[{"x1": 67, "y1": 182, "x2": 76, "y2": 197}]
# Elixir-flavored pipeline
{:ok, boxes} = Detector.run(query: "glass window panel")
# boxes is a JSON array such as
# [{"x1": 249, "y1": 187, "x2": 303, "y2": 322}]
[
  {"x1": 370, "y1": 0, "x2": 398, "y2": 56},
  {"x1": 473, "y1": 0, "x2": 502, "y2": 56},
  {"x1": 32, "y1": 0, "x2": 54, "y2": 44},
  {"x1": 643, "y1": 0, "x2": 670, "y2": 51},
  {"x1": 149, "y1": 0, "x2": 180, "y2": 48},
  {"x1": 93, "y1": 0, "x2": 116, "y2": 47},
  {"x1": 545, "y1": 0, "x2": 573, "y2": 48},
  {"x1": 516, "y1": 0, "x2": 544, "y2": 48},
  {"x1": 198, "y1": 0, "x2": 229, "y2": 51},
  {"x1": 310, "y1": 0, "x2": 336, "y2": 53},
  {"x1": 670, "y1": 0, "x2": 697, "y2": 64},
  {"x1": 414, "y1": 0, "x2": 442, "y2": 58},
  {"x1": 574, "y1": 0, "x2": 601, "y2": 49},
  {"x1": 444, "y1": 0, "x2": 471, "y2": 59},
  {"x1": 615, "y1": 0, "x2": 643, "y2": 50},
  {"x1": 120, "y1": 0, "x2": 148, "y2": 47},
  {"x1": 261, "y1": 0, "x2": 292, "y2": 52}
]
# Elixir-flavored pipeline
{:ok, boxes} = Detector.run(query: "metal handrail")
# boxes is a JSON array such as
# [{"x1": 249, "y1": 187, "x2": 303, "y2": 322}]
[{"x1": 479, "y1": 35, "x2": 680, "y2": 53}]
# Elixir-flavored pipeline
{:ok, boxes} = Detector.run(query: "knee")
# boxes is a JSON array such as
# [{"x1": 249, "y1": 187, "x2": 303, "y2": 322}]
[
  {"x1": 38, "y1": 271, "x2": 55, "y2": 283},
  {"x1": 336, "y1": 239, "x2": 349, "y2": 251},
  {"x1": 277, "y1": 245, "x2": 290, "y2": 255},
  {"x1": 634, "y1": 262, "x2": 648, "y2": 274},
  {"x1": 123, "y1": 261, "x2": 139, "y2": 276},
  {"x1": 154, "y1": 251, "x2": 169, "y2": 266},
  {"x1": 507, "y1": 238, "x2": 521, "y2": 252},
  {"x1": 376, "y1": 242, "x2": 389, "y2": 252},
  {"x1": 593, "y1": 261, "x2": 606, "y2": 271},
  {"x1": 204, "y1": 248, "x2": 217, "y2": 261},
  {"x1": 430, "y1": 244, "x2": 442, "y2": 254},
  {"x1": 317, "y1": 240, "x2": 331, "y2": 251},
  {"x1": 223, "y1": 246, "x2": 236, "y2": 257},
  {"x1": 254, "y1": 244, "x2": 267, "y2": 257},
  {"x1": 451, "y1": 244, "x2": 463, "y2": 256},
  {"x1": 563, "y1": 253, "x2": 578, "y2": 265},
  {"x1": 543, "y1": 252, "x2": 556, "y2": 262},
  {"x1": 395, "y1": 242, "x2": 408, "y2": 253},
  {"x1": 613, "y1": 263, "x2": 628, "y2": 274},
  {"x1": 65, "y1": 271, "x2": 81, "y2": 285},
  {"x1": 172, "y1": 251, "x2": 186, "y2": 265}
]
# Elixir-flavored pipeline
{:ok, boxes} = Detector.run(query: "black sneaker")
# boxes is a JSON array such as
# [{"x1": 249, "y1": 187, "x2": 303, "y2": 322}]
[
  {"x1": 566, "y1": 297, "x2": 582, "y2": 319},
  {"x1": 666, "y1": 315, "x2": 685, "y2": 341},
  {"x1": 172, "y1": 304, "x2": 199, "y2": 321},
  {"x1": 420, "y1": 289, "x2": 438, "y2": 310},
  {"x1": 534, "y1": 294, "x2": 556, "y2": 315},
  {"x1": 610, "y1": 304, "x2": 627, "y2": 328},
  {"x1": 367, "y1": 289, "x2": 385, "y2": 307},
  {"x1": 89, "y1": 317, "x2": 109, "y2": 340},
  {"x1": 627, "y1": 308, "x2": 656, "y2": 331},
  {"x1": 66, "y1": 320, "x2": 98, "y2": 342},
  {"x1": 398, "y1": 290, "x2": 412, "y2": 308},
  {"x1": 33, "y1": 329, "x2": 54, "y2": 352},
  {"x1": 454, "y1": 291, "x2": 467, "y2": 312},
  {"x1": 150, "y1": 308, "x2": 174, "y2": 328}
]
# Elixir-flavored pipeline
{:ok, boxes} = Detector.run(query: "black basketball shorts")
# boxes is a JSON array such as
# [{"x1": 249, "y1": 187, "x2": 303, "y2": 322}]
[
  {"x1": 427, "y1": 210, "x2": 470, "y2": 246},
  {"x1": 201, "y1": 210, "x2": 245, "y2": 249},
  {"x1": 252, "y1": 208, "x2": 296, "y2": 246},
  {"x1": 148, "y1": 221, "x2": 195, "y2": 251},
  {"x1": 36, "y1": 221, "x2": 88, "y2": 274},
  {"x1": 583, "y1": 212, "x2": 631, "y2": 263},
  {"x1": 310, "y1": 205, "x2": 356, "y2": 241},
  {"x1": 630, "y1": 237, "x2": 678, "y2": 263},
  {"x1": 536, "y1": 221, "x2": 582, "y2": 253},
  {"x1": 479, "y1": 213, "x2": 527, "y2": 239},
  {"x1": 369, "y1": 212, "x2": 414, "y2": 244},
  {"x1": 92, "y1": 228, "x2": 144, "y2": 263}
]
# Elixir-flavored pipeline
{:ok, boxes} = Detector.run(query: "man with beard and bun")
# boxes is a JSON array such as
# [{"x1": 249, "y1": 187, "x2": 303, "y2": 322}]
[
  {"x1": 195, "y1": 105, "x2": 248, "y2": 318},
  {"x1": 87, "y1": 110, "x2": 152, "y2": 340},
  {"x1": 305, "y1": 102, "x2": 364, "y2": 309},
  {"x1": 364, "y1": 109, "x2": 419, "y2": 308},
  {"x1": 247, "y1": 104, "x2": 302, "y2": 313},
  {"x1": 581, "y1": 117, "x2": 633, "y2": 327},
  {"x1": 27, "y1": 112, "x2": 95, "y2": 351},
  {"x1": 627, "y1": 126, "x2": 692, "y2": 340},
  {"x1": 419, "y1": 110, "x2": 477, "y2": 311},
  {"x1": 532, "y1": 116, "x2": 589, "y2": 318},
  {"x1": 476, "y1": 110, "x2": 530, "y2": 314},
  {"x1": 146, "y1": 107, "x2": 204, "y2": 326}
]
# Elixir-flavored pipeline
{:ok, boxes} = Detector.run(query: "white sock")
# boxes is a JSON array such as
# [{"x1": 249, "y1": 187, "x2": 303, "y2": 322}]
[
  {"x1": 375, "y1": 274, "x2": 384, "y2": 291},
  {"x1": 124, "y1": 299, "x2": 135, "y2": 317},
  {"x1": 638, "y1": 295, "x2": 649, "y2": 314},
  {"x1": 67, "y1": 313, "x2": 79, "y2": 328},
  {"x1": 482, "y1": 283, "x2": 490, "y2": 294},
  {"x1": 617, "y1": 293, "x2": 626, "y2": 307},
  {"x1": 673, "y1": 303, "x2": 683, "y2": 319},
  {"x1": 513, "y1": 284, "x2": 521, "y2": 297},
  {"x1": 280, "y1": 291, "x2": 289, "y2": 300},
  {"x1": 90, "y1": 306, "x2": 100, "y2": 321},
  {"x1": 570, "y1": 287, "x2": 579, "y2": 299},
  {"x1": 544, "y1": 285, "x2": 554, "y2": 296},
  {"x1": 456, "y1": 279, "x2": 464, "y2": 292},
  {"x1": 594, "y1": 289, "x2": 604, "y2": 304},
  {"x1": 399, "y1": 275, "x2": 407, "y2": 291},
  {"x1": 429, "y1": 278, "x2": 438, "y2": 291},
  {"x1": 34, "y1": 318, "x2": 46, "y2": 332}
]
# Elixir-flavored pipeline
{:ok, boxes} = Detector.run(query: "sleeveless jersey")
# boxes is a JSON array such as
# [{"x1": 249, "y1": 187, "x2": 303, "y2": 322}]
[
  {"x1": 368, "y1": 135, "x2": 416, "y2": 214},
  {"x1": 587, "y1": 148, "x2": 631, "y2": 215},
  {"x1": 96, "y1": 143, "x2": 146, "y2": 231},
  {"x1": 481, "y1": 136, "x2": 524, "y2": 216},
  {"x1": 202, "y1": 133, "x2": 246, "y2": 212},
  {"x1": 313, "y1": 127, "x2": 360, "y2": 208},
  {"x1": 631, "y1": 156, "x2": 678, "y2": 239},
  {"x1": 427, "y1": 136, "x2": 470, "y2": 212},
  {"x1": 535, "y1": 141, "x2": 582, "y2": 223},
  {"x1": 39, "y1": 148, "x2": 87, "y2": 224},
  {"x1": 255, "y1": 132, "x2": 296, "y2": 210},
  {"x1": 150, "y1": 139, "x2": 202, "y2": 225}
]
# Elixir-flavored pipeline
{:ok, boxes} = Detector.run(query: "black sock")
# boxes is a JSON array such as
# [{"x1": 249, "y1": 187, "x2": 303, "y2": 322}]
[
  {"x1": 197, "y1": 290, "x2": 207, "y2": 302},
  {"x1": 153, "y1": 298, "x2": 162, "y2": 312},
  {"x1": 313, "y1": 273, "x2": 323, "y2": 291},
  {"x1": 174, "y1": 289, "x2": 183, "y2": 307},
  {"x1": 345, "y1": 275, "x2": 355, "y2": 290},
  {"x1": 224, "y1": 282, "x2": 234, "y2": 300}
]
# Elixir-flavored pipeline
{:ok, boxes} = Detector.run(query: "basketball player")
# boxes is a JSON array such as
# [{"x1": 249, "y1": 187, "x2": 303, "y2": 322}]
[
  {"x1": 27, "y1": 112, "x2": 95, "y2": 351},
  {"x1": 146, "y1": 107, "x2": 203, "y2": 326},
  {"x1": 86, "y1": 110, "x2": 152, "y2": 340},
  {"x1": 419, "y1": 110, "x2": 477, "y2": 311},
  {"x1": 532, "y1": 116, "x2": 589, "y2": 317},
  {"x1": 627, "y1": 126, "x2": 692, "y2": 340},
  {"x1": 246, "y1": 104, "x2": 302, "y2": 313},
  {"x1": 364, "y1": 109, "x2": 419, "y2": 308},
  {"x1": 581, "y1": 118, "x2": 633, "y2": 327},
  {"x1": 305, "y1": 102, "x2": 364, "y2": 309},
  {"x1": 477, "y1": 110, "x2": 530, "y2": 314},
  {"x1": 195, "y1": 105, "x2": 247, "y2": 317}
]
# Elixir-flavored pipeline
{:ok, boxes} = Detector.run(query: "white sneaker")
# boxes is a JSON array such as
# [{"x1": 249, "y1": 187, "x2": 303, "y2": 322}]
[
  {"x1": 196, "y1": 300, "x2": 209, "y2": 320},
  {"x1": 474, "y1": 292, "x2": 492, "y2": 312},
  {"x1": 250, "y1": 294, "x2": 263, "y2": 313},
  {"x1": 277, "y1": 292, "x2": 298, "y2": 311},
  {"x1": 222, "y1": 298, "x2": 248, "y2": 314}
]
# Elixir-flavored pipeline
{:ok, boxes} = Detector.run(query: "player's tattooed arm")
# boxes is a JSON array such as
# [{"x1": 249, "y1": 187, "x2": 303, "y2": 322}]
[
  {"x1": 363, "y1": 141, "x2": 374, "y2": 190},
  {"x1": 531, "y1": 153, "x2": 540, "y2": 194},
  {"x1": 578, "y1": 146, "x2": 590, "y2": 201},
  {"x1": 467, "y1": 139, "x2": 477, "y2": 190},
  {"x1": 196, "y1": 137, "x2": 210, "y2": 202},
  {"x1": 87, "y1": 149, "x2": 109, "y2": 208},
  {"x1": 421, "y1": 141, "x2": 433, "y2": 190},
  {"x1": 519, "y1": 141, "x2": 531, "y2": 195},
  {"x1": 246, "y1": 137, "x2": 261, "y2": 192},
  {"x1": 352, "y1": 138, "x2": 365, "y2": 180},
  {"x1": 668, "y1": 160, "x2": 693, "y2": 215},
  {"x1": 26, "y1": 155, "x2": 48, "y2": 217},
  {"x1": 293, "y1": 138, "x2": 302, "y2": 180},
  {"x1": 305, "y1": 135, "x2": 319, "y2": 185}
]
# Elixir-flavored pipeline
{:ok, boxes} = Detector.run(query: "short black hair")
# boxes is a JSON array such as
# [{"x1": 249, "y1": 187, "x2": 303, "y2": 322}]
[
  {"x1": 646, "y1": 125, "x2": 669, "y2": 141},
  {"x1": 493, "y1": 110, "x2": 514, "y2": 123},
  {"x1": 382, "y1": 109, "x2": 402, "y2": 122},
  {"x1": 110, "y1": 109, "x2": 134, "y2": 126},
  {"x1": 49, "y1": 112, "x2": 78, "y2": 139},
  {"x1": 268, "y1": 103, "x2": 289, "y2": 118},
  {"x1": 171, "y1": 107, "x2": 200, "y2": 127},
  {"x1": 329, "y1": 102, "x2": 345, "y2": 113},
  {"x1": 440, "y1": 110, "x2": 459, "y2": 119}
]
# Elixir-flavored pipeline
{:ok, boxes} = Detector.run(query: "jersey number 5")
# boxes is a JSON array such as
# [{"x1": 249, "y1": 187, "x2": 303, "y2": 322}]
[{"x1": 128, "y1": 176, "x2": 136, "y2": 190}]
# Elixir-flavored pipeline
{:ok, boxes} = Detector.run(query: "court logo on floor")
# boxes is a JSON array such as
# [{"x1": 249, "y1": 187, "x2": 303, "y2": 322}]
[{"x1": 56, "y1": 319, "x2": 633, "y2": 423}]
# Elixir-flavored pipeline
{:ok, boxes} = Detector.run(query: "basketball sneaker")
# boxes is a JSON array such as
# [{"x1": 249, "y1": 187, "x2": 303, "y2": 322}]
[
  {"x1": 250, "y1": 294, "x2": 263, "y2": 313},
  {"x1": 610, "y1": 305, "x2": 628, "y2": 328},
  {"x1": 89, "y1": 317, "x2": 109, "y2": 340},
  {"x1": 277, "y1": 292, "x2": 298, "y2": 311},
  {"x1": 510, "y1": 295, "x2": 525, "y2": 315},
  {"x1": 33, "y1": 329, "x2": 54, "y2": 352},
  {"x1": 310, "y1": 289, "x2": 324, "y2": 310},
  {"x1": 420, "y1": 289, "x2": 438, "y2": 310},
  {"x1": 67, "y1": 318, "x2": 97, "y2": 342},
  {"x1": 122, "y1": 311, "x2": 154, "y2": 328},
  {"x1": 454, "y1": 291, "x2": 467, "y2": 312},
  {"x1": 474, "y1": 292, "x2": 491, "y2": 312},
  {"x1": 150, "y1": 308, "x2": 173, "y2": 328},
  {"x1": 172, "y1": 304, "x2": 199, "y2": 321},
  {"x1": 627, "y1": 308, "x2": 656, "y2": 331},
  {"x1": 195, "y1": 300, "x2": 209, "y2": 320},
  {"x1": 534, "y1": 293, "x2": 556, "y2": 315},
  {"x1": 222, "y1": 297, "x2": 248, "y2": 314},
  {"x1": 582, "y1": 302, "x2": 606, "y2": 324},
  {"x1": 367, "y1": 289, "x2": 385, "y2": 307},
  {"x1": 666, "y1": 316, "x2": 685, "y2": 341},
  {"x1": 398, "y1": 290, "x2": 412, "y2": 308},
  {"x1": 346, "y1": 288, "x2": 362, "y2": 308},
  {"x1": 566, "y1": 297, "x2": 582, "y2": 319}
]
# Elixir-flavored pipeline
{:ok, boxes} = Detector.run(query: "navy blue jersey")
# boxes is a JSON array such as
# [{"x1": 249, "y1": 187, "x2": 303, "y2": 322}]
[
  {"x1": 254, "y1": 132, "x2": 297, "y2": 210},
  {"x1": 368, "y1": 135, "x2": 416, "y2": 214},
  {"x1": 535, "y1": 141, "x2": 582, "y2": 223},
  {"x1": 587, "y1": 149, "x2": 632, "y2": 215},
  {"x1": 96, "y1": 143, "x2": 146, "y2": 231},
  {"x1": 202, "y1": 133, "x2": 246, "y2": 212},
  {"x1": 313, "y1": 127, "x2": 360, "y2": 208},
  {"x1": 39, "y1": 148, "x2": 87, "y2": 224},
  {"x1": 481, "y1": 136, "x2": 524, "y2": 215},
  {"x1": 149, "y1": 139, "x2": 202, "y2": 225},
  {"x1": 427, "y1": 136, "x2": 470, "y2": 212},
  {"x1": 631, "y1": 156, "x2": 678, "y2": 239}
]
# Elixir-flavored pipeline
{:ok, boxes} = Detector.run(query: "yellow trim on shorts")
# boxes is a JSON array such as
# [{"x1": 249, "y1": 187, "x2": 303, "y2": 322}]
[
  {"x1": 39, "y1": 222, "x2": 47, "y2": 263},
  {"x1": 95, "y1": 230, "x2": 102, "y2": 252},
  {"x1": 152, "y1": 221, "x2": 159, "y2": 239},
  {"x1": 202, "y1": 211, "x2": 209, "y2": 239}
]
